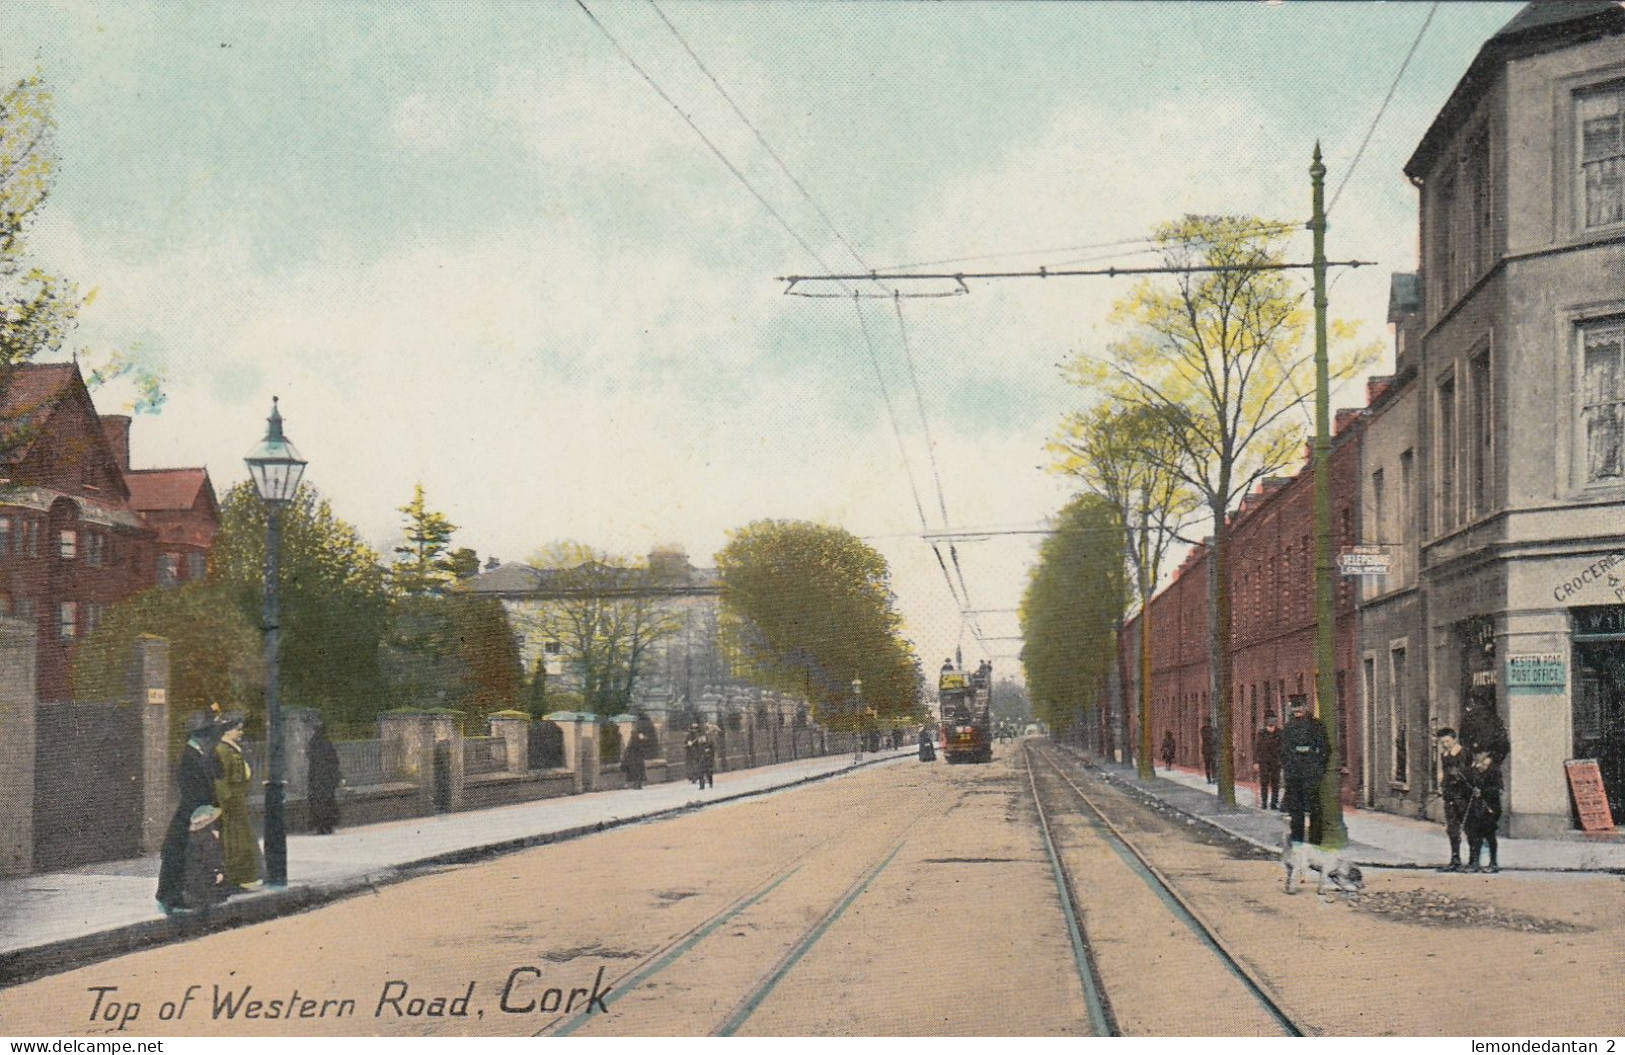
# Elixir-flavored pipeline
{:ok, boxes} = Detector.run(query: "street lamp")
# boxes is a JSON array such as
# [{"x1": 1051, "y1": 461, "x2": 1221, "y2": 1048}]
[
  {"x1": 851, "y1": 677, "x2": 863, "y2": 764},
  {"x1": 244, "y1": 397, "x2": 306, "y2": 888}
]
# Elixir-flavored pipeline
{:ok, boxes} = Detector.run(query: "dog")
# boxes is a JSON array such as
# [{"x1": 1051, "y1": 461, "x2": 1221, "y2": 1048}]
[{"x1": 1281, "y1": 833, "x2": 1365, "y2": 896}]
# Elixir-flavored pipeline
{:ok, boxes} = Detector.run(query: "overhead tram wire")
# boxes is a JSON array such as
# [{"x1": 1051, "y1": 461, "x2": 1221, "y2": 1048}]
[
  {"x1": 644, "y1": 0, "x2": 994, "y2": 656},
  {"x1": 581, "y1": 0, "x2": 979, "y2": 645},
  {"x1": 1328, "y1": 1, "x2": 1440, "y2": 217}
]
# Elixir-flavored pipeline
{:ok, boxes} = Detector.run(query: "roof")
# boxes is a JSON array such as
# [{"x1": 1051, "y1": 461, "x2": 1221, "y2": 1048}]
[
  {"x1": 1406, "y1": 1, "x2": 1625, "y2": 180},
  {"x1": 0, "y1": 363, "x2": 82, "y2": 462},
  {"x1": 125, "y1": 468, "x2": 213, "y2": 513},
  {"x1": 465, "y1": 560, "x2": 721, "y2": 599},
  {"x1": 1387, "y1": 272, "x2": 1420, "y2": 323}
]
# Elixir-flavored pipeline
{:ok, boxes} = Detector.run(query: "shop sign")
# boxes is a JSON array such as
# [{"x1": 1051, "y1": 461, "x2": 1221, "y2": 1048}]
[
  {"x1": 1337, "y1": 545, "x2": 1391, "y2": 577},
  {"x1": 1565, "y1": 760, "x2": 1616, "y2": 832},
  {"x1": 1572, "y1": 604, "x2": 1625, "y2": 640},
  {"x1": 1506, "y1": 653, "x2": 1565, "y2": 695}
]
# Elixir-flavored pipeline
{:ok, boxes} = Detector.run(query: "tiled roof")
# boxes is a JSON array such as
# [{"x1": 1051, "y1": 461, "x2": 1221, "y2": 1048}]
[
  {"x1": 0, "y1": 363, "x2": 81, "y2": 462},
  {"x1": 125, "y1": 468, "x2": 210, "y2": 512}
]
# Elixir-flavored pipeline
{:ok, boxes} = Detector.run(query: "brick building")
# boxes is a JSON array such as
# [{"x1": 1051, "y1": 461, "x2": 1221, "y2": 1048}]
[
  {"x1": 0, "y1": 363, "x2": 219, "y2": 700},
  {"x1": 1123, "y1": 407, "x2": 1367, "y2": 800}
]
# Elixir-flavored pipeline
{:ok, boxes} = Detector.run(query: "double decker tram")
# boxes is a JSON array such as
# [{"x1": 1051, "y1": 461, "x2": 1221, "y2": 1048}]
[{"x1": 938, "y1": 659, "x2": 993, "y2": 764}]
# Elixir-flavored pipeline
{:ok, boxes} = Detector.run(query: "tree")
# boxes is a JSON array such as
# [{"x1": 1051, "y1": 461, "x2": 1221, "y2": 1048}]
[
  {"x1": 211, "y1": 480, "x2": 391, "y2": 736},
  {"x1": 391, "y1": 483, "x2": 458, "y2": 596},
  {"x1": 1019, "y1": 495, "x2": 1125, "y2": 739},
  {"x1": 380, "y1": 592, "x2": 522, "y2": 729},
  {"x1": 1075, "y1": 214, "x2": 1377, "y2": 804},
  {"x1": 1049, "y1": 398, "x2": 1200, "y2": 772},
  {"x1": 71, "y1": 583, "x2": 262, "y2": 753},
  {"x1": 515, "y1": 542, "x2": 687, "y2": 716},
  {"x1": 714, "y1": 520, "x2": 920, "y2": 728}
]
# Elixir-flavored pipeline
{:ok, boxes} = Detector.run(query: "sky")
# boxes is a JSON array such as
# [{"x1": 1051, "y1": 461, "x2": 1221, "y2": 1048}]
[{"x1": 2, "y1": 0, "x2": 1525, "y2": 679}]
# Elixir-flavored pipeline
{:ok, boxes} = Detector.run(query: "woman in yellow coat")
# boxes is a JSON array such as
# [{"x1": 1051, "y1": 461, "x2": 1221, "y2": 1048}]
[{"x1": 213, "y1": 718, "x2": 263, "y2": 890}]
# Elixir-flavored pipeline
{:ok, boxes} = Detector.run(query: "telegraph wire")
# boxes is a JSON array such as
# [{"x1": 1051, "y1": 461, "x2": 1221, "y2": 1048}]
[
  {"x1": 638, "y1": 0, "x2": 991, "y2": 656},
  {"x1": 1328, "y1": 1, "x2": 1440, "y2": 216}
]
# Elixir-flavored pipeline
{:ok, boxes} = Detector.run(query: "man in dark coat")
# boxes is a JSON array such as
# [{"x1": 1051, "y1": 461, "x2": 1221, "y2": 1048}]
[
  {"x1": 1435, "y1": 726, "x2": 1472, "y2": 870},
  {"x1": 1161, "y1": 730, "x2": 1177, "y2": 772},
  {"x1": 156, "y1": 721, "x2": 223, "y2": 914},
  {"x1": 1252, "y1": 711, "x2": 1283, "y2": 811},
  {"x1": 1200, "y1": 724, "x2": 1218, "y2": 784},
  {"x1": 1281, "y1": 696, "x2": 1329, "y2": 844},
  {"x1": 307, "y1": 722, "x2": 343, "y2": 835},
  {"x1": 1460, "y1": 689, "x2": 1510, "y2": 768}
]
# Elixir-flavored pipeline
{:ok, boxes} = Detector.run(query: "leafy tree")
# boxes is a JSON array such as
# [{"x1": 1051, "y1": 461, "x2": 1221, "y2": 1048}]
[
  {"x1": 1049, "y1": 399, "x2": 1200, "y2": 773},
  {"x1": 526, "y1": 655, "x2": 548, "y2": 717},
  {"x1": 379, "y1": 592, "x2": 521, "y2": 730},
  {"x1": 514, "y1": 542, "x2": 686, "y2": 716},
  {"x1": 1074, "y1": 214, "x2": 1377, "y2": 803},
  {"x1": 1019, "y1": 495, "x2": 1125, "y2": 738},
  {"x1": 715, "y1": 520, "x2": 920, "y2": 728},
  {"x1": 449, "y1": 546, "x2": 481, "y2": 581},
  {"x1": 71, "y1": 583, "x2": 261, "y2": 754},
  {"x1": 211, "y1": 480, "x2": 391, "y2": 736},
  {"x1": 391, "y1": 483, "x2": 458, "y2": 596}
]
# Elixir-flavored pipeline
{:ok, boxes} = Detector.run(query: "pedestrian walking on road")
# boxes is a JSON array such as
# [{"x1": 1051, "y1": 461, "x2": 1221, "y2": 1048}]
[
  {"x1": 1435, "y1": 727, "x2": 1471, "y2": 871},
  {"x1": 1161, "y1": 730, "x2": 1177, "y2": 772},
  {"x1": 213, "y1": 716, "x2": 262, "y2": 890},
  {"x1": 1282, "y1": 696, "x2": 1329, "y2": 845},
  {"x1": 1253, "y1": 711, "x2": 1283, "y2": 810},
  {"x1": 919, "y1": 726, "x2": 936, "y2": 762},
  {"x1": 156, "y1": 719, "x2": 224, "y2": 915},
  {"x1": 1464, "y1": 750, "x2": 1502, "y2": 873},
  {"x1": 1200, "y1": 723, "x2": 1218, "y2": 784},
  {"x1": 307, "y1": 721, "x2": 342, "y2": 835}
]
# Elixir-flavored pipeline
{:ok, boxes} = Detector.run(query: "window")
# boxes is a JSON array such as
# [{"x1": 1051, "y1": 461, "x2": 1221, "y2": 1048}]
[
  {"x1": 1469, "y1": 349, "x2": 1492, "y2": 515},
  {"x1": 1582, "y1": 318, "x2": 1625, "y2": 484},
  {"x1": 19, "y1": 519, "x2": 37, "y2": 558},
  {"x1": 57, "y1": 529, "x2": 76, "y2": 560},
  {"x1": 1438, "y1": 374, "x2": 1458, "y2": 531},
  {"x1": 157, "y1": 553, "x2": 179, "y2": 587},
  {"x1": 1579, "y1": 83, "x2": 1625, "y2": 229},
  {"x1": 84, "y1": 532, "x2": 104, "y2": 567},
  {"x1": 1390, "y1": 647, "x2": 1409, "y2": 786},
  {"x1": 85, "y1": 602, "x2": 103, "y2": 635},
  {"x1": 57, "y1": 601, "x2": 76, "y2": 640},
  {"x1": 1371, "y1": 469, "x2": 1385, "y2": 544},
  {"x1": 187, "y1": 551, "x2": 206, "y2": 581},
  {"x1": 1432, "y1": 172, "x2": 1456, "y2": 307},
  {"x1": 0, "y1": 516, "x2": 9, "y2": 556},
  {"x1": 16, "y1": 598, "x2": 35, "y2": 622}
]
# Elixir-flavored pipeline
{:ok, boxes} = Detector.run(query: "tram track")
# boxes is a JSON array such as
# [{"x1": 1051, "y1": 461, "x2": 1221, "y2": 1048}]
[
  {"x1": 1023, "y1": 740, "x2": 1306, "y2": 1038},
  {"x1": 541, "y1": 786, "x2": 950, "y2": 1037}
]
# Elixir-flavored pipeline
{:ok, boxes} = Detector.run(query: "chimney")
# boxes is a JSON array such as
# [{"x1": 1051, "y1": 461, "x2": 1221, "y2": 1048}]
[
  {"x1": 100, "y1": 415, "x2": 131, "y2": 471},
  {"x1": 1335, "y1": 408, "x2": 1362, "y2": 435}
]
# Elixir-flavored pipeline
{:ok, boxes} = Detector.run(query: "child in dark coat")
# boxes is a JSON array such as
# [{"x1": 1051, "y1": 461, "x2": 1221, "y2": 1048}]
[
  {"x1": 184, "y1": 805, "x2": 229, "y2": 910},
  {"x1": 1464, "y1": 751, "x2": 1502, "y2": 873}
]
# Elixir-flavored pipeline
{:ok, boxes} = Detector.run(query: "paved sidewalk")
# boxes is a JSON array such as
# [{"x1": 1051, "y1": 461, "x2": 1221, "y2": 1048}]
[
  {"x1": 1073, "y1": 750, "x2": 1625, "y2": 872},
  {"x1": 0, "y1": 747, "x2": 913, "y2": 987}
]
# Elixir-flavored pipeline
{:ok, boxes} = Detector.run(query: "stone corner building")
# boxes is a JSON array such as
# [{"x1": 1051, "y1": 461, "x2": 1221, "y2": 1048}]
[{"x1": 1362, "y1": 1, "x2": 1625, "y2": 834}]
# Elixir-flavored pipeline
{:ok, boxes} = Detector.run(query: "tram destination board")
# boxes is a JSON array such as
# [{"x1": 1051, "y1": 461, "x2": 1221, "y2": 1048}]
[{"x1": 1564, "y1": 760, "x2": 1616, "y2": 832}]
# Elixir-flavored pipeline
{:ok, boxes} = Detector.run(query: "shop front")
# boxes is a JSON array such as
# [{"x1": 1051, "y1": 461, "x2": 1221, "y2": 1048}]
[{"x1": 1572, "y1": 604, "x2": 1625, "y2": 818}]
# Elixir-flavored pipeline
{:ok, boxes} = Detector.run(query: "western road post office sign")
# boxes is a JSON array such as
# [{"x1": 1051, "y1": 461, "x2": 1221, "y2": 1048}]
[{"x1": 1506, "y1": 653, "x2": 1565, "y2": 695}]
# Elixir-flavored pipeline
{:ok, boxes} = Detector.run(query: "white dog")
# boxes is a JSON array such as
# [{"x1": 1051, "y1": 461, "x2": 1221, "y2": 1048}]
[{"x1": 1281, "y1": 834, "x2": 1365, "y2": 896}]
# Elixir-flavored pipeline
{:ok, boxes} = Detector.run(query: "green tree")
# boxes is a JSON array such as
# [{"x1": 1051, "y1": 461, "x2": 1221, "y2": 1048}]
[
  {"x1": 1019, "y1": 495, "x2": 1125, "y2": 739},
  {"x1": 1049, "y1": 399, "x2": 1200, "y2": 771},
  {"x1": 211, "y1": 480, "x2": 391, "y2": 736},
  {"x1": 391, "y1": 483, "x2": 458, "y2": 596},
  {"x1": 1074, "y1": 214, "x2": 1377, "y2": 804},
  {"x1": 514, "y1": 542, "x2": 686, "y2": 715},
  {"x1": 379, "y1": 592, "x2": 521, "y2": 729},
  {"x1": 714, "y1": 520, "x2": 920, "y2": 728},
  {"x1": 71, "y1": 583, "x2": 261, "y2": 753}
]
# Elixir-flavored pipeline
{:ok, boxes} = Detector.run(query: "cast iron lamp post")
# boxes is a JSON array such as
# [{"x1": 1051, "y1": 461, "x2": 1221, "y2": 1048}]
[
  {"x1": 851, "y1": 677, "x2": 863, "y2": 764},
  {"x1": 244, "y1": 397, "x2": 307, "y2": 887}
]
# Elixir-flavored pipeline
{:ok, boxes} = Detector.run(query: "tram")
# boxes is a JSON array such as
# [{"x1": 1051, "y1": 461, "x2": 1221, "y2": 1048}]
[{"x1": 938, "y1": 659, "x2": 993, "y2": 764}]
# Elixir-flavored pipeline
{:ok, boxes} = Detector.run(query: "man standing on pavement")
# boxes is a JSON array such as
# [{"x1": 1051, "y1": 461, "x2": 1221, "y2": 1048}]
[
  {"x1": 1253, "y1": 711, "x2": 1283, "y2": 810},
  {"x1": 1282, "y1": 695, "x2": 1328, "y2": 844},
  {"x1": 1200, "y1": 723, "x2": 1218, "y2": 784},
  {"x1": 1435, "y1": 726, "x2": 1472, "y2": 871}
]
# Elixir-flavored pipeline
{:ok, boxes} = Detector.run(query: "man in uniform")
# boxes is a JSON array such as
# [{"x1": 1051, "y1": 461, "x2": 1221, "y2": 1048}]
[{"x1": 1281, "y1": 696, "x2": 1329, "y2": 844}]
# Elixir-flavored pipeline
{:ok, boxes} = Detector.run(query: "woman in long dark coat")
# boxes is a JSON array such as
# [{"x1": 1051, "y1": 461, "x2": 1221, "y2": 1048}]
[
  {"x1": 156, "y1": 723, "x2": 222, "y2": 914},
  {"x1": 307, "y1": 722, "x2": 343, "y2": 835}
]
